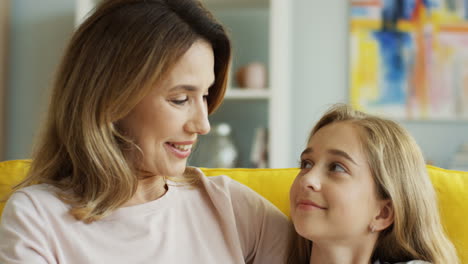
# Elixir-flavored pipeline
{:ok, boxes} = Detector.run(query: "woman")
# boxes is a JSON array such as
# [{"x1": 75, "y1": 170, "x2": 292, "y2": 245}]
[
  {"x1": 0, "y1": 0, "x2": 290, "y2": 263},
  {"x1": 288, "y1": 104, "x2": 459, "y2": 264}
]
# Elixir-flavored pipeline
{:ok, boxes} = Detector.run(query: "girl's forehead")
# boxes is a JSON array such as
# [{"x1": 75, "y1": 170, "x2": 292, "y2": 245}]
[
  {"x1": 310, "y1": 122, "x2": 362, "y2": 142},
  {"x1": 307, "y1": 122, "x2": 368, "y2": 162}
]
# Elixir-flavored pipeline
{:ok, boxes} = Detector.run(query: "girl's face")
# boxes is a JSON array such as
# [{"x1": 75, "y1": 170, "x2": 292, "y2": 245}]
[
  {"x1": 119, "y1": 40, "x2": 214, "y2": 177},
  {"x1": 290, "y1": 121, "x2": 384, "y2": 246}
]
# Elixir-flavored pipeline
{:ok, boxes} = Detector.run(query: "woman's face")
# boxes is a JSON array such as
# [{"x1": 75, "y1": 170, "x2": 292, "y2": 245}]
[
  {"x1": 290, "y1": 121, "x2": 382, "y2": 245},
  {"x1": 119, "y1": 40, "x2": 214, "y2": 177}
]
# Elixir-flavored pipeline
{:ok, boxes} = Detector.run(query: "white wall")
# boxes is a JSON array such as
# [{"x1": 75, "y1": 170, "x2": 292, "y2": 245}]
[
  {"x1": 290, "y1": 0, "x2": 349, "y2": 166},
  {"x1": 5, "y1": 0, "x2": 74, "y2": 159},
  {"x1": 5, "y1": 1, "x2": 468, "y2": 168},
  {"x1": 289, "y1": 1, "x2": 468, "y2": 169}
]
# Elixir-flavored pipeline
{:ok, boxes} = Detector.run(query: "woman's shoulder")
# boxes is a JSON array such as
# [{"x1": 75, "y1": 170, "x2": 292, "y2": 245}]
[
  {"x1": 5, "y1": 184, "x2": 69, "y2": 216},
  {"x1": 187, "y1": 167, "x2": 259, "y2": 200},
  {"x1": 11, "y1": 183, "x2": 62, "y2": 202},
  {"x1": 190, "y1": 167, "x2": 287, "y2": 218},
  {"x1": 188, "y1": 167, "x2": 290, "y2": 261},
  {"x1": 184, "y1": 167, "x2": 239, "y2": 188}
]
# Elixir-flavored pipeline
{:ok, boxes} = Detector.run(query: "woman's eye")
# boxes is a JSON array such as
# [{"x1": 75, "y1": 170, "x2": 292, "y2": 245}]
[
  {"x1": 330, "y1": 163, "x2": 346, "y2": 173},
  {"x1": 300, "y1": 160, "x2": 313, "y2": 169},
  {"x1": 203, "y1": 94, "x2": 209, "y2": 101},
  {"x1": 172, "y1": 97, "x2": 188, "y2": 105}
]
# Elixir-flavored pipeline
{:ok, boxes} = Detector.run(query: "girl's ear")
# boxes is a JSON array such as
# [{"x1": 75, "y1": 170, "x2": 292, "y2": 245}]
[{"x1": 373, "y1": 200, "x2": 394, "y2": 232}]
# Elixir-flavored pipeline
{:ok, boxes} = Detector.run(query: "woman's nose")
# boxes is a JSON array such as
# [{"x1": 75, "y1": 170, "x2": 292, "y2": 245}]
[
  {"x1": 196, "y1": 113, "x2": 211, "y2": 135},
  {"x1": 185, "y1": 101, "x2": 211, "y2": 135}
]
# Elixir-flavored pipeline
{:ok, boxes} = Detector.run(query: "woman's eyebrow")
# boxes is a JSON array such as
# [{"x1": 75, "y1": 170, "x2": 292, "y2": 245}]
[
  {"x1": 170, "y1": 85, "x2": 198, "y2": 92},
  {"x1": 170, "y1": 81, "x2": 215, "y2": 92}
]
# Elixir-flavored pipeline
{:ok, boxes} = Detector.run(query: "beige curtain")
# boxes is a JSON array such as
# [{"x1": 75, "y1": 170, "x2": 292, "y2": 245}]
[{"x1": 0, "y1": 0, "x2": 9, "y2": 160}]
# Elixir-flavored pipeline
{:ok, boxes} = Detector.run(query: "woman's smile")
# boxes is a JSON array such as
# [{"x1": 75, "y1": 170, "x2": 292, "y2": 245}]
[{"x1": 165, "y1": 141, "x2": 194, "y2": 159}]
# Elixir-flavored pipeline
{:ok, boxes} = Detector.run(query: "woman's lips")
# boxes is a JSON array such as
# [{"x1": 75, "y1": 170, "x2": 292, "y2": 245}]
[{"x1": 165, "y1": 142, "x2": 193, "y2": 159}]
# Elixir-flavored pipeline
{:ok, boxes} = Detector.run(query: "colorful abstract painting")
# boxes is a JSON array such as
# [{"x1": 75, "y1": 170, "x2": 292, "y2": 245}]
[{"x1": 350, "y1": 0, "x2": 468, "y2": 119}]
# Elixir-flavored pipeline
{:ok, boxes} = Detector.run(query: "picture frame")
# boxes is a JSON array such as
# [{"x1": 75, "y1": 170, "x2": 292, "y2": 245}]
[{"x1": 349, "y1": 0, "x2": 468, "y2": 120}]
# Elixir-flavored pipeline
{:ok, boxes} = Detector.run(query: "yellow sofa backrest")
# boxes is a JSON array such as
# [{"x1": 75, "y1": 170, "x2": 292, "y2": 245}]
[{"x1": 1, "y1": 160, "x2": 467, "y2": 262}]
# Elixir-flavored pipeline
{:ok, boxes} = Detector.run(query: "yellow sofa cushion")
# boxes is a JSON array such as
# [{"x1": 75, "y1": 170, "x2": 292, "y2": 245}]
[
  {"x1": 201, "y1": 167, "x2": 297, "y2": 216},
  {"x1": 0, "y1": 160, "x2": 467, "y2": 262},
  {"x1": 426, "y1": 165, "x2": 468, "y2": 262},
  {"x1": 0, "y1": 160, "x2": 31, "y2": 214}
]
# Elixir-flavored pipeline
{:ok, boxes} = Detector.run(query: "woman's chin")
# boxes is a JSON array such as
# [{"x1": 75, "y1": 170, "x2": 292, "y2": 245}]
[{"x1": 163, "y1": 163, "x2": 188, "y2": 177}]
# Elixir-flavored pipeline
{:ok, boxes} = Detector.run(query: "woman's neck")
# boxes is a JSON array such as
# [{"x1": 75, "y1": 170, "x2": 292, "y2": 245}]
[
  {"x1": 123, "y1": 175, "x2": 168, "y2": 206},
  {"x1": 309, "y1": 239, "x2": 376, "y2": 264}
]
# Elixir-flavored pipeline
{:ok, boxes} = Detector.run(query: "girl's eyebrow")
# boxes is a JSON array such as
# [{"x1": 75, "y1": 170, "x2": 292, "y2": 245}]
[
  {"x1": 300, "y1": 147, "x2": 313, "y2": 157},
  {"x1": 300, "y1": 147, "x2": 358, "y2": 165},
  {"x1": 328, "y1": 149, "x2": 357, "y2": 165}
]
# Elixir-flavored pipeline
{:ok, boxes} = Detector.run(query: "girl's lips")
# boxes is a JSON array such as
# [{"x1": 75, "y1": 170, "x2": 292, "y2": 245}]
[
  {"x1": 165, "y1": 142, "x2": 192, "y2": 159},
  {"x1": 297, "y1": 199, "x2": 327, "y2": 210}
]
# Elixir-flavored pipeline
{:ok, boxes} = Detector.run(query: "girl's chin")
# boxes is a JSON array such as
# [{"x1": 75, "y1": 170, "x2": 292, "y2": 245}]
[{"x1": 294, "y1": 223, "x2": 320, "y2": 241}]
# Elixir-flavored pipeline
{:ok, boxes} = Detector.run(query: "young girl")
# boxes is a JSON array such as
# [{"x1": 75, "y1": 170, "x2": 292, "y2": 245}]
[{"x1": 288, "y1": 104, "x2": 459, "y2": 264}]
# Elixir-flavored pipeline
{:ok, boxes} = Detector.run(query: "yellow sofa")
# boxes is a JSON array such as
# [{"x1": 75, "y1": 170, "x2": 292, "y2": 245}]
[{"x1": 1, "y1": 159, "x2": 467, "y2": 262}]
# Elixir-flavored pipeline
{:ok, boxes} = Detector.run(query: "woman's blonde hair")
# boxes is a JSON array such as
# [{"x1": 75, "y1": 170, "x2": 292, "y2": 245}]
[
  {"x1": 12, "y1": 0, "x2": 231, "y2": 223},
  {"x1": 288, "y1": 104, "x2": 459, "y2": 264}
]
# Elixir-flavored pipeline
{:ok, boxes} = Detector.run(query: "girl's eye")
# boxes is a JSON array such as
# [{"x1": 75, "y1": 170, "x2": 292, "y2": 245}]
[
  {"x1": 300, "y1": 160, "x2": 313, "y2": 169},
  {"x1": 172, "y1": 97, "x2": 188, "y2": 105},
  {"x1": 203, "y1": 94, "x2": 209, "y2": 101},
  {"x1": 330, "y1": 163, "x2": 346, "y2": 173}
]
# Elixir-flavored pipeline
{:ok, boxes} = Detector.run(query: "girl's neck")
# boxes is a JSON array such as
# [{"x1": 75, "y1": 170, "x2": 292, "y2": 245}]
[{"x1": 309, "y1": 239, "x2": 376, "y2": 264}]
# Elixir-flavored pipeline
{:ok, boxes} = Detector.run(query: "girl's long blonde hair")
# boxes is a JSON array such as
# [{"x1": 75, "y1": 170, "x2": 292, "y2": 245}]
[
  {"x1": 12, "y1": 0, "x2": 231, "y2": 223},
  {"x1": 288, "y1": 104, "x2": 459, "y2": 264}
]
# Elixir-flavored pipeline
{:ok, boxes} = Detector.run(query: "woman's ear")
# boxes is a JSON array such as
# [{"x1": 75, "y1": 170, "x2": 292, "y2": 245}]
[{"x1": 373, "y1": 200, "x2": 394, "y2": 232}]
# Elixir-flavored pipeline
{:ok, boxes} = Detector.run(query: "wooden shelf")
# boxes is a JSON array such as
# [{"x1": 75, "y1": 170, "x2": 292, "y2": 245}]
[{"x1": 224, "y1": 88, "x2": 270, "y2": 100}]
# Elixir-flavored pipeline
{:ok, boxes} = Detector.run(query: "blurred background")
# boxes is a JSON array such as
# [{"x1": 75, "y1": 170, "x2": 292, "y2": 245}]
[{"x1": 0, "y1": 0, "x2": 467, "y2": 170}]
